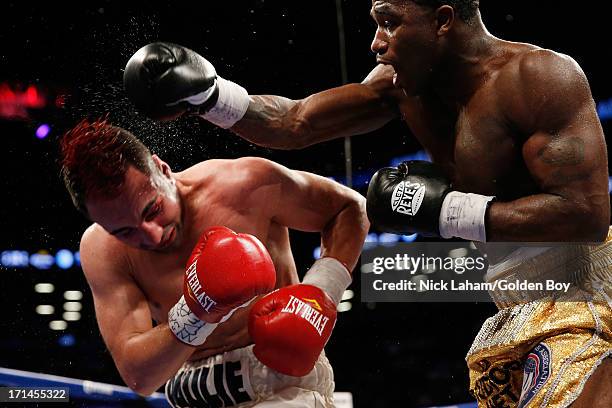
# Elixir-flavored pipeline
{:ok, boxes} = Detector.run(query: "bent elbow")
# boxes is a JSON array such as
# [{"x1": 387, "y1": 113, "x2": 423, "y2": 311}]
[
  {"x1": 118, "y1": 364, "x2": 160, "y2": 397},
  {"x1": 125, "y1": 376, "x2": 158, "y2": 397},
  {"x1": 354, "y1": 195, "x2": 370, "y2": 231},
  {"x1": 574, "y1": 203, "x2": 610, "y2": 243},
  {"x1": 588, "y1": 222, "x2": 610, "y2": 243},
  {"x1": 133, "y1": 387, "x2": 156, "y2": 398}
]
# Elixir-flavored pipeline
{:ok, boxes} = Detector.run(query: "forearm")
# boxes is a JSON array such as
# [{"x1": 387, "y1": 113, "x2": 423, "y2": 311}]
[
  {"x1": 231, "y1": 84, "x2": 397, "y2": 149},
  {"x1": 190, "y1": 304, "x2": 253, "y2": 361},
  {"x1": 114, "y1": 324, "x2": 193, "y2": 396},
  {"x1": 486, "y1": 194, "x2": 609, "y2": 242},
  {"x1": 123, "y1": 43, "x2": 395, "y2": 145},
  {"x1": 230, "y1": 95, "x2": 302, "y2": 149},
  {"x1": 320, "y1": 196, "x2": 369, "y2": 271}
]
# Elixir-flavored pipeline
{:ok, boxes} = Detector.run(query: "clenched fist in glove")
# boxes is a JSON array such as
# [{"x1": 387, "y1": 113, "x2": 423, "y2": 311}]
[
  {"x1": 367, "y1": 160, "x2": 494, "y2": 242},
  {"x1": 249, "y1": 257, "x2": 351, "y2": 376},
  {"x1": 168, "y1": 226, "x2": 276, "y2": 346},
  {"x1": 124, "y1": 42, "x2": 250, "y2": 127}
]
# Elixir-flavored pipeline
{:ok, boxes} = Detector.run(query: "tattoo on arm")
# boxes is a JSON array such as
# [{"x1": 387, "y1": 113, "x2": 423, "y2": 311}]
[
  {"x1": 550, "y1": 170, "x2": 591, "y2": 184},
  {"x1": 537, "y1": 135, "x2": 585, "y2": 166},
  {"x1": 243, "y1": 95, "x2": 298, "y2": 122},
  {"x1": 536, "y1": 134, "x2": 591, "y2": 185}
]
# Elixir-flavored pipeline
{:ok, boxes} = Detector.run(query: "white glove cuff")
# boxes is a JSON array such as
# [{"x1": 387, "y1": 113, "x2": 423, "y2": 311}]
[
  {"x1": 303, "y1": 257, "x2": 352, "y2": 305},
  {"x1": 439, "y1": 191, "x2": 495, "y2": 242},
  {"x1": 200, "y1": 76, "x2": 250, "y2": 129},
  {"x1": 167, "y1": 296, "x2": 256, "y2": 346},
  {"x1": 167, "y1": 295, "x2": 218, "y2": 346}
]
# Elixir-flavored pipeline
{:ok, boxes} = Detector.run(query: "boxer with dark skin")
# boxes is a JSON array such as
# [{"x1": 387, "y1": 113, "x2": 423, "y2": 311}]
[
  {"x1": 236, "y1": 3, "x2": 612, "y2": 405},
  {"x1": 122, "y1": 1, "x2": 610, "y2": 406},
  {"x1": 231, "y1": 1, "x2": 609, "y2": 243}
]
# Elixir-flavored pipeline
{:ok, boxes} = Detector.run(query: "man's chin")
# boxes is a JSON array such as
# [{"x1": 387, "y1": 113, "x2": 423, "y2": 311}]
[
  {"x1": 142, "y1": 226, "x2": 182, "y2": 252},
  {"x1": 397, "y1": 80, "x2": 423, "y2": 97},
  {"x1": 397, "y1": 84, "x2": 418, "y2": 97},
  {"x1": 392, "y1": 73, "x2": 415, "y2": 95}
]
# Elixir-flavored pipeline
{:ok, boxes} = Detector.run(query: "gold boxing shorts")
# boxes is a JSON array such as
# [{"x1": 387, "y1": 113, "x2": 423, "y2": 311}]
[{"x1": 466, "y1": 229, "x2": 612, "y2": 408}]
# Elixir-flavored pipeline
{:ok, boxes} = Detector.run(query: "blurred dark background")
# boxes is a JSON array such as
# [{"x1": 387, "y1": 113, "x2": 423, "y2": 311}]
[{"x1": 0, "y1": 1, "x2": 610, "y2": 407}]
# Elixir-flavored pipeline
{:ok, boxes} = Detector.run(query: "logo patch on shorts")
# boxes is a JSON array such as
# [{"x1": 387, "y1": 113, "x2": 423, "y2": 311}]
[
  {"x1": 391, "y1": 181, "x2": 425, "y2": 216},
  {"x1": 518, "y1": 342, "x2": 551, "y2": 408}
]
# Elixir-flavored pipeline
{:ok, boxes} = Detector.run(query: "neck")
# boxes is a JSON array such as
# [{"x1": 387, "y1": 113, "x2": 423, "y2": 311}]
[
  {"x1": 174, "y1": 175, "x2": 191, "y2": 231},
  {"x1": 431, "y1": 12, "x2": 499, "y2": 105},
  {"x1": 174, "y1": 173, "x2": 205, "y2": 244}
]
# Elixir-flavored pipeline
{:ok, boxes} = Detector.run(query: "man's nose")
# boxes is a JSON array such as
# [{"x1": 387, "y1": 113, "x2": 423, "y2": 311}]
[
  {"x1": 371, "y1": 28, "x2": 389, "y2": 55},
  {"x1": 140, "y1": 221, "x2": 164, "y2": 245}
]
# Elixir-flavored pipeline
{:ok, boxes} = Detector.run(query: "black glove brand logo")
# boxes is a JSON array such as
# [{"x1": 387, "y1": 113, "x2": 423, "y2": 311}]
[{"x1": 391, "y1": 181, "x2": 426, "y2": 216}]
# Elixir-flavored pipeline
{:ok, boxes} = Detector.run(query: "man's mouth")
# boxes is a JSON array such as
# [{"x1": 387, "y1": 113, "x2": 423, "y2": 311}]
[
  {"x1": 376, "y1": 58, "x2": 394, "y2": 67},
  {"x1": 158, "y1": 225, "x2": 176, "y2": 249}
]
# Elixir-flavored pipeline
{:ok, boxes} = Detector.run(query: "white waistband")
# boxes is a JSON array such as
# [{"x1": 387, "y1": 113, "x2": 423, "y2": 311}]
[{"x1": 487, "y1": 240, "x2": 612, "y2": 307}]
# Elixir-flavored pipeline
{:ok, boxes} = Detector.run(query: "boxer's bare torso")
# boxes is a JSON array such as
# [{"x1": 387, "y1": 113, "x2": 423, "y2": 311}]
[
  {"x1": 389, "y1": 42, "x2": 612, "y2": 405},
  {"x1": 395, "y1": 42, "x2": 542, "y2": 199},
  {"x1": 81, "y1": 157, "x2": 365, "y2": 364},
  {"x1": 177, "y1": 3, "x2": 610, "y2": 403},
  {"x1": 77, "y1": 152, "x2": 367, "y2": 393},
  {"x1": 113, "y1": 160, "x2": 299, "y2": 325},
  {"x1": 234, "y1": 39, "x2": 608, "y2": 242}
]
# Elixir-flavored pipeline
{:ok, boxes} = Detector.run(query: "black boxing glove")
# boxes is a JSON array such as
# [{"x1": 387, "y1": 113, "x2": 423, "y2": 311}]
[
  {"x1": 123, "y1": 42, "x2": 250, "y2": 127},
  {"x1": 367, "y1": 161, "x2": 451, "y2": 236},
  {"x1": 367, "y1": 161, "x2": 495, "y2": 241}
]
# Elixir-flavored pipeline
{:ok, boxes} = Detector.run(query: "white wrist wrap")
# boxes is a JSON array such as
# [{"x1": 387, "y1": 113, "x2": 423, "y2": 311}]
[
  {"x1": 167, "y1": 296, "x2": 255, "y2": 346},
  {"x1": 200, "y1": 76, "x2": 250, "y2": 129},
  {"x1": 303, "y1": 257, "x2": 352, "y2": 305},
  {"x1": 439, "y1": 191, "x2": 494, "y2": 242},
  {"x1": 167, "y1": 295, "x2": 218, "y2": 346}
]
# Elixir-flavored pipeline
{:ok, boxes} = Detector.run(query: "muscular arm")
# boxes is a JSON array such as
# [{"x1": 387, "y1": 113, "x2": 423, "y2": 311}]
[
  {"x1": 242, "y1": 158, "x2": 369, "y2": 271},
  {"x1": 230, "y1": 64, "x2": 401, "y2": 149},
  {"x1": 487, "y1": 50, "x2": 610, "y2": 242},
  {"x1": 80, "y1": 226, "x2": 192, "y2": 395}
]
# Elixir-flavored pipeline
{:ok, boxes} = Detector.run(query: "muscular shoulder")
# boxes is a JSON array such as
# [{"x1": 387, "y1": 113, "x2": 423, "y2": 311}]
[
  {"x1": 176, "y1": 160, "x2": 218, "y2": 181},
  {"x1": 218, "y1": 157, "x2": 353, "y2": 208},
  {"x1": 178, "y1": 158, "x2": 278, "y2": 182},
  {"x1": 227, "y1": 157, "x2": 291, "y2": 188},
  {"x1": 201, "y1": 157, "x2": 289, "y2": 204},
  {"x1": 496, "y1": 48, "x2": 592, "y2": 132},
  {"x1": 80, "y1": 224, "x2": 130, "y2": 287},
  {"x1": 230, "y1": 157, "x2": 361, "y2": 203}
]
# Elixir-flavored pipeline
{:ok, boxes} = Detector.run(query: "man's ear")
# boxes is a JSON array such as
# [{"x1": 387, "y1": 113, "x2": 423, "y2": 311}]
[
  {"x1": 151, "y1": 154, "x2": 172, "y2": 177},
  {"x1": 436, "y1": 5, "x2": 455, "y2": 35}
]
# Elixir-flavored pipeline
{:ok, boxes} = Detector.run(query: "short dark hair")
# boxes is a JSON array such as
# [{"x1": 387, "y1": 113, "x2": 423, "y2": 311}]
[
  {"x1": 411, "y1": 0, "x2": 479, "y2": 22},
  {"x1": 60, "y1": 118, "x2": 153, "y2": 217}
]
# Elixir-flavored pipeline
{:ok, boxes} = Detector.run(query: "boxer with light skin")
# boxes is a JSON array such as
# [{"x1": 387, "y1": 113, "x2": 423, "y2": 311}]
[
  {"x1": 123, "y1": 1, "x2": 611, "y2": 406},
  {"x1": 60, "y1": 119, "x2": 368, "y2": 406}
]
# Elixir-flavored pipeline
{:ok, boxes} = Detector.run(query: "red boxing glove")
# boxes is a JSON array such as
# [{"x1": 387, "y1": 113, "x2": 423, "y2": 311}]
[
  {"x1": 249, "y1": 284, "x2": 337, "y2": 377},
  {"x1": 168, "y1": 226, "x2": 276, "y2": 347},
  {"x1": 184, "y1": 226, "x2": 276, "y2": 323}
]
